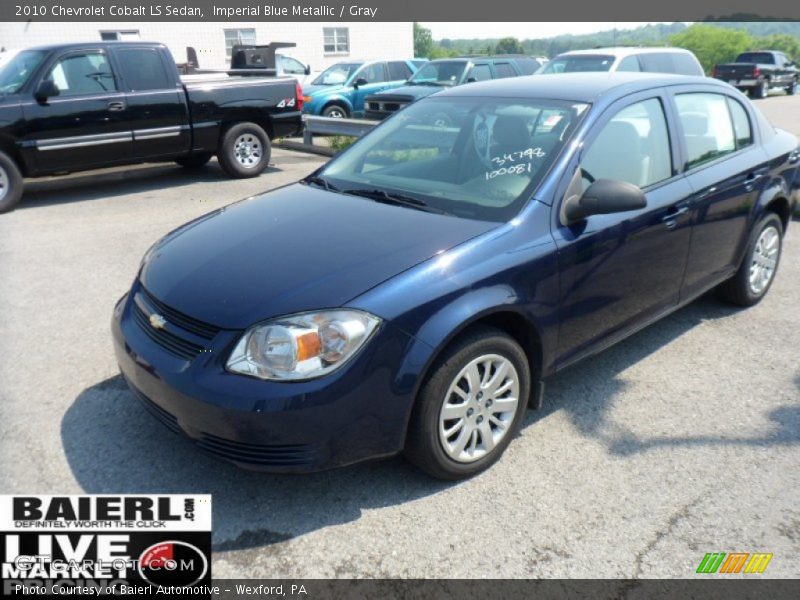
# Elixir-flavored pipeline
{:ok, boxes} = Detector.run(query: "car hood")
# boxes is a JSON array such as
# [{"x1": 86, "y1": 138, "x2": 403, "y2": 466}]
[
  {"x1": 372, "y1": 84, "x2": 443, "y2": 100},
  {"x1": 140, "y1": 184, "x2": 497, "y2": 329},
  {"x1": 303, "y1": 83, "x2": 344, "y2": 97}
]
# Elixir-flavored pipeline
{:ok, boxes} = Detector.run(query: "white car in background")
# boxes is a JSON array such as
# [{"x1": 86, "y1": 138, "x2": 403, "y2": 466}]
[{"x1": 538, "y1": 47, "x2": 704, "y2": 77}]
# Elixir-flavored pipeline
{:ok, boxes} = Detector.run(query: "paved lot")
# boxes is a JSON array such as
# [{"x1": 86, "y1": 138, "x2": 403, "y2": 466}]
[{"x1": 1, "y1": 95, "x2": 799, "y2": 580}]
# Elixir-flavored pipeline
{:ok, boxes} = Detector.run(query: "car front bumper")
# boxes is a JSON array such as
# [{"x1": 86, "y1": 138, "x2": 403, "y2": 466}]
[{"x1": 111, "y1": 283, "x2": 418, "y2": 472}]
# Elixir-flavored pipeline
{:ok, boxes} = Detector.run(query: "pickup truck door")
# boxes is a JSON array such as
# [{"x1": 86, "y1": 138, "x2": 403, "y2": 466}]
[
  {"x1": 112, "y1": 46, "x2": 191, "y2": 158},
  {"x1": 669, "y1": 89, "x2": 768, "y2": 300},
  {"x1": 553, "y1": 92, "x2": 693, "y2": 367},
  {"x1": 22, "y1": 48, "x2": 132, "y2": 173}
]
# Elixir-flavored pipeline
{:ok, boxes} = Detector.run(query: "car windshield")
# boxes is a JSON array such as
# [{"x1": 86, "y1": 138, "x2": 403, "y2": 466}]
[
  {"x1": 0, "y1": 50, "x2": 46, "y2": 94},
  {"x1": 539, "y1": 55, "x2": 615, "y2": 74},
  {"x1": 319, "y1": 96, "x2": 589, "y2": 222},
  {"x1": 311, "y1": 62, "x2": 361, "y2": 85},
  {"x1": 736, "y1": 52, "x2": 776, "y2": 65},
  {"x1": 408, "y1": 61, "x2": 468, "y2": 86}
]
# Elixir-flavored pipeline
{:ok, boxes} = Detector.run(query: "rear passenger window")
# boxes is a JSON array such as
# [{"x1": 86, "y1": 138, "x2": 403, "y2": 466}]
[
  {"x1": 675, "y1": 93, "x2": 736, "y2": 169},
  {"x1": 494, "y1": 62, "x2": 517, "y2": 78},
  {"x1": 116, "y1": 48, "x2": 171, "y2": 91},
  {"x1": 387, "y1": 61, "x2": 412, "y2": 80},
  {"x1": 581, "y1": 98, "x2": 672, "y2": 189},
  {"x1": 617, "y1": 56, "x2": 641, "y2": 72},
  {"x1": 468, "y1": 64, "x2": 492, "y2": 82},
  {"x1": 727, "y1": 98, "x2": 753, "y2": 148}
]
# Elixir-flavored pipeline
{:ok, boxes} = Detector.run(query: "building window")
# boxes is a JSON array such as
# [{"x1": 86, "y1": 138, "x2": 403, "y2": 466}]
[
  {"x1": 224, "y1": 28, "x2": 256, "y2": 62},
  {"x1": 100, "y1": 30, "x2": 140, "y2": 41},
  {"x1": 323, "y1": 28, "x2": 349, "y2": 55}
]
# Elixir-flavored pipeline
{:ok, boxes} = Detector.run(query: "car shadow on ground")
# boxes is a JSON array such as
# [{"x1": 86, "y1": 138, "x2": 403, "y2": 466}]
[
  {"x1": 19, "y1": 161, "x2": 282, "y2": 210},
  {"x1": 62, "y1": 293, "x2": 798, "y2": 553}
]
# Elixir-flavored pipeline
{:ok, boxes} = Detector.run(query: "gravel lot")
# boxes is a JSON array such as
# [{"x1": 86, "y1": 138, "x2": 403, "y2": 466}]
[{"x1": 1, "y1": 95, "x2": 798, "y2": 580}]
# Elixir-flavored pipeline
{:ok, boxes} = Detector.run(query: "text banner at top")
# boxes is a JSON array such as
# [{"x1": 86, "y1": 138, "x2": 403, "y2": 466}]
[{"x1": 1, "y1": 0, "x2": 799, "y2": 22}]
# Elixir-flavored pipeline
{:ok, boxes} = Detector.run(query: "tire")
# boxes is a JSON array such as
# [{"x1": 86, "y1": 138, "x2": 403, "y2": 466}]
[
  {"x1": 0, "y1": 151, "x2": 24, "y2": 214},
  {"x1": 322, "y1": 104, "x2": 348, "y2": 119},
  {"x1": 787, "y1": 79, "x2": 797, "y2": 96},
  {"x1": 217, "y1": 122, "x2": 271, "y2": 178},
  {"x1": 717, "y1": 212, "x2": 783, "y2": 306},
  {"x1": 404, "y1": 326, "x2": 531, "y2": 480},
  {"x1": 752, "y1": 79, "x2": 769, "y2": 99},
  {"x1": 175, "y1": 153, "x2": 213, "y2": 169}
]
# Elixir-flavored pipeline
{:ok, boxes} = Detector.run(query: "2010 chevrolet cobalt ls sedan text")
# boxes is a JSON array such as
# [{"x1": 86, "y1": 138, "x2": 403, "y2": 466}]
[{"x1": 113, "y1": 73, "x2": 799, "y2": 479}]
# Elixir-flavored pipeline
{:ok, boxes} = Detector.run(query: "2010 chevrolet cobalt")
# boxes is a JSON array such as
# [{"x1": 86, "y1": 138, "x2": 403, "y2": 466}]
[{"x1": 113, "y1": 73, "x2": 799, "y2": 479}]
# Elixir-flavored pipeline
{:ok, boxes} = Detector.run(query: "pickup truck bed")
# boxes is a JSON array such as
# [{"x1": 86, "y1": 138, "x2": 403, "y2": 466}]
[{"x1": 0, "y1": 41, "x2": 304, "y2": 213}]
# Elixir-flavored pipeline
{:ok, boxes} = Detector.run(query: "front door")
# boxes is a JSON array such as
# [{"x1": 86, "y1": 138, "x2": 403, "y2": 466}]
[
  {"x1": 553, "y1": 93, "x2": 694, "y2": 367},
  {"x1": 351, "y1": 62, "x2": 389, "y2": 116},
  {"x1": 22, "y1": 49, "x2": 132, "y2": 173}
]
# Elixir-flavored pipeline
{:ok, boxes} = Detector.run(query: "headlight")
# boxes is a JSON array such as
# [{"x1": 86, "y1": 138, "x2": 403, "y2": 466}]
[{"x1": 226, "y1": 310, "x2": 381, "y2": 381}]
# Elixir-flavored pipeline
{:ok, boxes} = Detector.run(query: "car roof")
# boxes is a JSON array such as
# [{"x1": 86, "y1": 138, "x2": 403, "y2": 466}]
[
  {"x1": 18, "y1": 41, "x2": 168, "y2": 52},
  {"x1": 435, "y1": 72, "x2": 728, "y2": 103},
  {"x1": 556, "y1": 46, "x2": 695, "y2": 58}
]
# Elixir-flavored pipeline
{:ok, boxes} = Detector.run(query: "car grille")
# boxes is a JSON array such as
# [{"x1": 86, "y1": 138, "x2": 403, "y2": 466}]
[
  {"x1": 125, "y1": 379, "x2": 320, "y2": 468},
  {"x1": 132, "y1": 287, "x2": 221, "y2": 360},
  {"x1": 367, "y1": 100, "x2": 407, "y2": 114}
]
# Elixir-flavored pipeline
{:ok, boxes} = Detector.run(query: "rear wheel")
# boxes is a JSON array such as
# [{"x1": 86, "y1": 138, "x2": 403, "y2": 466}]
[
  {"x1": 717, "y1": 212, "x2": 783, "y2": 306},
  {"x1": 751, "y1": 79, "x2": 769, "y2": 99},
  {"x1": 787, "y1": 78, "x2": 797, "y2": 96},
  {"x1": 404, "y1": 326, "x2": 530, "y2": 480},
  {"x1": 217, "y1": 122, "x2": 271, "y2": 178},
  {"x1": 175, "y1": 153, "x2": 212, "y2": 169},
  {"x1": 0, "y1": 151, "x2": 24, "y2": 214}
]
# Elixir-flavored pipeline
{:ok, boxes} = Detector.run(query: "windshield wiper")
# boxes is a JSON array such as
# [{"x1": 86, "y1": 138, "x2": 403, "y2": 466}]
[
  {"x1": 343, "y1": 188, "x2": 449, "y2": 215},
  {"x1": 304, "y1": 175, "x2": 339, "y2": 192}
]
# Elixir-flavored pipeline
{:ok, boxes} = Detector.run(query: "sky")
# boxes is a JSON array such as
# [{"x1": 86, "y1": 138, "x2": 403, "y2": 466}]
[{"x1": 418, "y1": 22, "x2": 676, "y2": 41}]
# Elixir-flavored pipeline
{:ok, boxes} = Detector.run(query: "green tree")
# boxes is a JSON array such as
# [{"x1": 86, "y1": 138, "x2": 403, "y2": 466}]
[
  {"x1": 413, "y1": 22, "x2": 434, "y2": 59},
  {"x1": 669, "y1": 24, "x2": 752, "y2": 73},
  {"x1": 495, "y1": 37, "x2": 524, "y2": 55},
  {"x1": 750, "y1": 34, "x2": 800, "y2": 60}
]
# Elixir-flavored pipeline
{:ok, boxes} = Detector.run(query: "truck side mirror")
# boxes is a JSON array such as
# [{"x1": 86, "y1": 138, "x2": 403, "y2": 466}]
[
  {"x1": 35, "y1": 80, "x2": 60, "y2": 102},
  {"x1": 353, "y1": 77, "x2": 368, "y2": 88},
  {"x1": 305, "y1": 64, "x2": 311, "y2": 75},
  {"x1": 466, "y1": 77, "x2": 477, "y2": 83}
]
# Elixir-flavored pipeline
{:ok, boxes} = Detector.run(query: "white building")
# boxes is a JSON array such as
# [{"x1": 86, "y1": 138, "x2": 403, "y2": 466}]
[{"x1": 0, "y1": 22, "x2": 414, "y2": 72}]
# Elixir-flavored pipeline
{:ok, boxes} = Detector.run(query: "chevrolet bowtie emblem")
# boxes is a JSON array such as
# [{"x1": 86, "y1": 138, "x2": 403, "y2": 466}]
[{"x1": 149, "y1": 313, "x2": 167, "y2": 330}]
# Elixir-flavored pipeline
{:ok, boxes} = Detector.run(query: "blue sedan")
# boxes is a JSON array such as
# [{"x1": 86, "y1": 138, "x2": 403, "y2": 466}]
[{"x1": 113, "y1": 73, "x2": 799, "y2": 479}]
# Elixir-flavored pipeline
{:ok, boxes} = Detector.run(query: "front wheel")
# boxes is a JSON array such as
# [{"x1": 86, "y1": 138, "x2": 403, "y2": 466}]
[
  {"x1": 217, "y1": 123, "x2": 271, "y2": 178},
  {"x1": 322, "y1": 104, "x2": 348, "y2": 119},
  {"x1": 0, "y1": 151, "x2": 24, "y2": 214},
  {"x1": 404, "y1": 326, "x2": 530, "y2": 480},
  {"x1": 717, "y1": 212, "x2": 783, "y2": 306},
  {"x1": 787, "y1": 79, "x2": 797, "y2": 96}
]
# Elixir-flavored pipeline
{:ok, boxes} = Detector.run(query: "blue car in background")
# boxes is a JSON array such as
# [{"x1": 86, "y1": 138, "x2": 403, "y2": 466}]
[
  {"x1": 113, "y1": 74, "x2": 798, "y2": 480},
  {"x1": 301, "y1": 59, "x2": 426, "y2": 118}
]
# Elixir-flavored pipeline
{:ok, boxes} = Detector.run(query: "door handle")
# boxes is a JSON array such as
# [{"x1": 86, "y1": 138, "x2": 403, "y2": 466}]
[
  {"x1": 107, "y1": 101, "x2": 126, "y2": 112},
  {"x1": 662, "y1": 205, "x2": 689, "y2": 229},
  {"x1": 744, "y1": 171, "x2": 765, "y2": 191}
]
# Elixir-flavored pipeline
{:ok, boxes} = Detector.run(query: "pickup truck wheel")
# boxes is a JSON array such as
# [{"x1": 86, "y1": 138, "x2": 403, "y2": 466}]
[
  {"x1": 717, "y1": 213, "x2": 783, "y2": 306},
  {"x1": 404, "y1": 326, "x2": 530, "y2": 480},
  {"x1": 322, "y1": 105, "x2": 348, "y2": 119},
  {"x1": 175, "y1": 153, "x2": 213, "y2": 169},
  {"x1": 752, "y1": 79, "x2": 769, "y2": 99},
  {"x1": 0, "y1": 152, "x2": 24, "y2": 214},
  {"x1": 787, "y1": 79, "x2": 797, "y2": 96},
  {"x1": 218, "y1": 123, "x2": 271, "y2": 178}
]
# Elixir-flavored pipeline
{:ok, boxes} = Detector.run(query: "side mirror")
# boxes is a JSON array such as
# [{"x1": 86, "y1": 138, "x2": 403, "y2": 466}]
[
  {"x1": 35, "y1": 79, "x2": 59, "y2": 102},
  {"x1": 353, "y1": 77, "x2": 368, "y2": 88},
  {"x1": 466, "y1": 77, "x2": 477, "y2": 83},
  {"x1": 563, "y1": 179, "x2": 646, "y2": 224},
  {"x1": 305, "y1": 64, "x2": 311, "y2": 75}
]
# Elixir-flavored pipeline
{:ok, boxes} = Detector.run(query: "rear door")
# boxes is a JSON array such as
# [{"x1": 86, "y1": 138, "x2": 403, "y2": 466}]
[
  {"x1": 112, "y1": 46, "x2": 190, "y2": 158},
  {"x1": 22, "y1": 48, "x2": 132, "y2": 172},
  {"x1": 668, "y1": 88, "x2": 769, "y2": 299},
  {"x1": 553, "y1": 91, "x2": 694, "y2": 366}
]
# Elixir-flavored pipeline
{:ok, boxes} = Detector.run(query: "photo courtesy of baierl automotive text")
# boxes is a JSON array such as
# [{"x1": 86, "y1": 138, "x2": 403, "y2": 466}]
[{"x1": 0, "y1": 0, "x2": 799, "y2": 595}]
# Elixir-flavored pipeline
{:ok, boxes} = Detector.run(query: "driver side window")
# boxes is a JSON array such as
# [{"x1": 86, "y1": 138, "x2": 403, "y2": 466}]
[
  {"x1": 47, "y1": 52, "x2": 118, "y2": 96},
  {"x1": 580, "y1": 98, "x2": 672, "y2": 190},
  {"x1": 357, "y1": 63, "x2": 386, "y2": 84}
]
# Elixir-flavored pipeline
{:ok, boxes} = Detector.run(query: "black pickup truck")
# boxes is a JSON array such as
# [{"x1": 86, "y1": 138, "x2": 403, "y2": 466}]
[
  {"x1": 0, "y1": 42, "x2": 303, "y2": 212},
  {"x1": 712, "y1": 51, "x2": 798, "y2": 99}
]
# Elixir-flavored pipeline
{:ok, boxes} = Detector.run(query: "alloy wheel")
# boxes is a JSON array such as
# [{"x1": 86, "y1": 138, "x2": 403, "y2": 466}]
[
  {"x1": 749, "y1": 225, "x2": 780, "y2": 294},
  {"x1": 438, "y1": 353, "x2": 520, "y2": 463},
  {"x1": 233, "y1": 134, "x2": 262, "y2": 168},
  {"x1": 0, "y1": 164, "x2": 8, "y2": 201}
]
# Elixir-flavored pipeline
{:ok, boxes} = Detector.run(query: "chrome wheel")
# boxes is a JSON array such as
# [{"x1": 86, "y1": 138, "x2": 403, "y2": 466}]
[
  {"x1": 0, "y1": 164, "x2": 8, "y2": 202},
  {"x1": 749, "y1": 225, "x2": 780, "y2": 295},
  {"x1": 325, "y1": 107, "x2": 346, "y2": 118},
  {"x1": 438, "y1": 354, "x2": 520, "y2": 463},
  {"x1": 233, "y1": 133, "x2": 263, "y2": 168}
]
